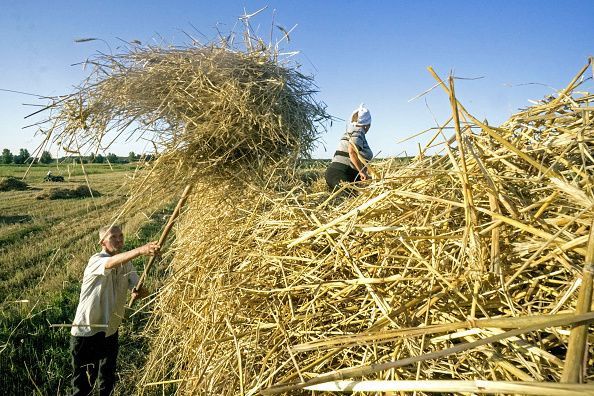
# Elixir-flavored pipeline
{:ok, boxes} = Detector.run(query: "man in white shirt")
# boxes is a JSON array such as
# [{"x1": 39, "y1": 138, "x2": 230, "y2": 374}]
[{"x1": 70, "y1": 225, "x2": 159, "y2": 396}]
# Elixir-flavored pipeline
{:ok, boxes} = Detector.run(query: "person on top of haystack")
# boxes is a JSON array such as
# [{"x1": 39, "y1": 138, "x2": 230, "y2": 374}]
[
  {"x1": 70, "y1": 225, "x2": 159, "y2": 396},
  {"x1": 325, "y1": 104, "x2": 373, "y2": 191}
]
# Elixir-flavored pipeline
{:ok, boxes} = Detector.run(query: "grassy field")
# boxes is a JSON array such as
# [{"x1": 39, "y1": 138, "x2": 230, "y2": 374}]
[{"x1": 0, "y1": 163, "x2": 171, "y2": 394}]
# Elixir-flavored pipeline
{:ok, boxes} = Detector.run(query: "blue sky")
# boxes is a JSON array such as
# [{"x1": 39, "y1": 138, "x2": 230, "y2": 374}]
[{"x1": 1, "y1": 1, "x2": 593, "y2": 158}]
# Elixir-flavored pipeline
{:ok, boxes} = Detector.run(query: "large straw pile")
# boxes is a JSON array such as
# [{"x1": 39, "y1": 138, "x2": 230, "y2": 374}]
[
  {"x1": 36, "y1": 25, "x2": 593, "y2": 393},
  {"x1": 136, "y1": 61, "x2": 594, "y2": 395},
  {"x1": 36, "y1": 41, "x2": 327, "y2": 192}
]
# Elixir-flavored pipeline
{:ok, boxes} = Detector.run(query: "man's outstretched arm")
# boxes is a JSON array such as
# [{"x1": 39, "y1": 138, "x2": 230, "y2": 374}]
[{"x1": 105, "y1": 242, "x2": 160, "y2": 269}]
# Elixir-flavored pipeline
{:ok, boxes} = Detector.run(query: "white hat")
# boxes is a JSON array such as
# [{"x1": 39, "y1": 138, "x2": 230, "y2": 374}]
[{"x1": 352, "y1": 104, "x2": 371, "y2": 126}]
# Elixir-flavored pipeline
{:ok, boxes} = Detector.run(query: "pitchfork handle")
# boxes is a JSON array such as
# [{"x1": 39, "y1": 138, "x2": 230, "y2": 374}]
[{"x1": 128, "y1": 184, "x2": 193, "y2": 307}]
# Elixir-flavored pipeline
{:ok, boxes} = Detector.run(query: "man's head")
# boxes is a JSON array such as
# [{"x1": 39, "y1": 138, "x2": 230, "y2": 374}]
[{"x1": 99, "y1": 225, "x2": 124, "y2": 254}]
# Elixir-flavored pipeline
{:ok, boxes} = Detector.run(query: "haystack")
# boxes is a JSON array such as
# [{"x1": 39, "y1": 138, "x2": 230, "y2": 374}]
[
  {"x1": 136, "y1": 60, "x2": 594, "y2": 395},
  {"x1": 36, "y1": 23, "x2": 594, "y2": 394},
  {"x1": 0, "y1": 176, "x2": 29, "y2": 192},
  {"x1": 37, "y1": 42, "x2": 327, "y2": 195},
  {"x1": 36, "y1": 185, "x2": 100, "y2": 200}
]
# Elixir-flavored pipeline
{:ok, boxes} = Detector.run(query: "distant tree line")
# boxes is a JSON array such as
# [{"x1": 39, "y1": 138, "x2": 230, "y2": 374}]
[
  {"x1": 2, "y1": 148, "x2": 32, "y2": 164},
  {"x1": 1, "y1": 149, "x2": 151, "y2": 165}
]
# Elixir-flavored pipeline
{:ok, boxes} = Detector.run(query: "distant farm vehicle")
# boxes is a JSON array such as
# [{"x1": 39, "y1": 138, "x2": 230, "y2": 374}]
[{"x1": 44, "y1": 175, "x2": 65, "y2": 182}]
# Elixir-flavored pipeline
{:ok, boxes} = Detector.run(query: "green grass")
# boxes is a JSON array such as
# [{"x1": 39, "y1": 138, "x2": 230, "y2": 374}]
[
  {"x1": 0, "y1": 164, "x2": 170, "y2": 395},
  {"x1": 0, "y1": 162, "x2": 137, "y2": 180}
]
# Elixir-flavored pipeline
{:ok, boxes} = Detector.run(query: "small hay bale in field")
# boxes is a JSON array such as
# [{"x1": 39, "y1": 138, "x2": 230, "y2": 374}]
[
  {"x1": 0, "y1": 177, "x2": 29, "y2": 192},
  {"x1": 36, "y1": 185, "x2": 100, "y2": 200}
]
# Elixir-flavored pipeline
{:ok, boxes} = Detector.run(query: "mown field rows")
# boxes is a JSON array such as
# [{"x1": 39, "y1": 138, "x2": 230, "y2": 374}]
[{"x1": 0, "y1": 163, "x2": 171, "y2": 394}]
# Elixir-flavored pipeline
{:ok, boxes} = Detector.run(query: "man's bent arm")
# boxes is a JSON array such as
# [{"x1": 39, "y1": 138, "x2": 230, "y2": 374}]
[{"x1": 104, "y1": 242, "x2": 159, "y2": 269}]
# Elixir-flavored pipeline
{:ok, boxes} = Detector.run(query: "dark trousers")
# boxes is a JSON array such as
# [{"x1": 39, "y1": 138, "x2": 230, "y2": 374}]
[
  {"x1": 70, "y1": 331, "x2": 118, "y2": 396},
  {"x1": 325, "y1": 162, "x2": 359, "y2": 191}
]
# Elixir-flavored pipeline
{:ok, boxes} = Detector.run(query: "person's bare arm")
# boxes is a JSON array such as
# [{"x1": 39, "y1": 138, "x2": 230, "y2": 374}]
[
  {"x1": 348, "y1": 144, "x2": 368, "y2": 181},
  {"x1": 104, "y1": 242, "x2": 160, "y2": 269}
]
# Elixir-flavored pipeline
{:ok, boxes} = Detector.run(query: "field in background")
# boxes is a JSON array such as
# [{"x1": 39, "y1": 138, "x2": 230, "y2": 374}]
[
  {"x1": 0, "y1": 163, "x2": 171, "y2": 394},
  {"x1": 0, "y1": 160, "x2": 332, "y2": 394}
]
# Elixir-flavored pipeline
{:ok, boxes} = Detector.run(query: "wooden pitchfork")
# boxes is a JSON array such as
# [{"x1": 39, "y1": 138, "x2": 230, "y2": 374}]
[{"x1": 128, "y1": 184, "x2": 192, "y2": 307}]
